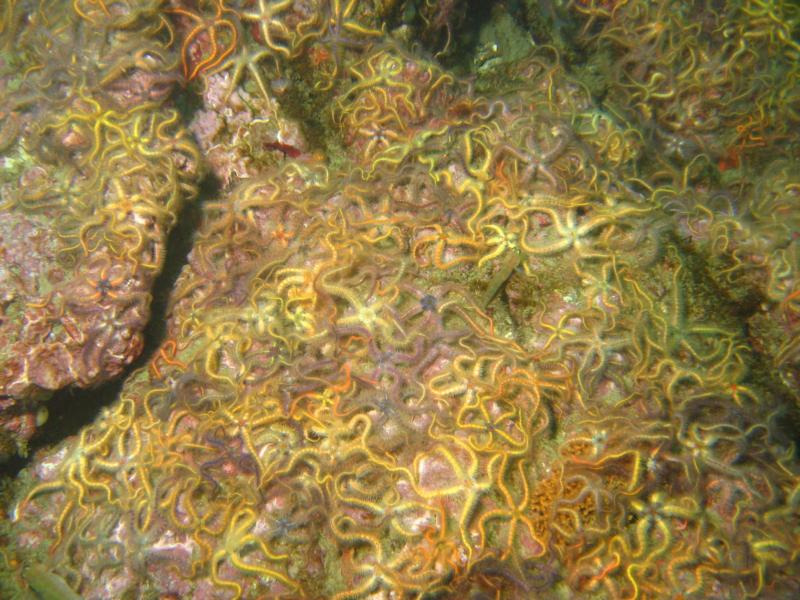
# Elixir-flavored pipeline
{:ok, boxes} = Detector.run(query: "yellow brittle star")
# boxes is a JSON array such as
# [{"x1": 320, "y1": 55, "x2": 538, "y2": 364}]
[{"x1": 210, "y1": 507, "x2": 299, "y2": 598}]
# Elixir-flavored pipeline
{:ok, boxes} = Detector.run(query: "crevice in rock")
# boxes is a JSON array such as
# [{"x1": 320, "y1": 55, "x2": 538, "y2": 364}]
[{"x1": 0, "y1": 172, "x2": 219, "y2": 479}]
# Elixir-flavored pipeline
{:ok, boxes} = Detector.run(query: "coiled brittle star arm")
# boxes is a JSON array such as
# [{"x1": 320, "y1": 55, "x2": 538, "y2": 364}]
[
  {"x1": 410, "y1": 435, "x2": 502, "y2": 560},
  {"x1": 210, "y1": 507, "x2": 299, "y2": 598},
  {"x1": 168, "y1": 0, "x2": 239, "y2": 80},
  {"x1": 519, "y1": 207, "x2": 611, "y2": 256},
  {"x1": 518, "y1": 203, "x2": 652, "y2": 258}
]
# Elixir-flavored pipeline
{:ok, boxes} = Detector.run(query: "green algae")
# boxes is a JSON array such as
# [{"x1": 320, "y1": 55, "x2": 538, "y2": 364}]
[
  {"x1": 318, "y1": 531, "x2": 345, "y2": 597},
  {"x1": 474, "y1": 5, "x2": 534, "y2": 76},
  {"x1": 22, "y1": 565, "x2": 83, "y2": 600},
  {"x1": 481, "y1": 251, "x2": 522, "y2": 310},
  {"x1": 0, "y1": 145, "x2": 33, "y2": 186}
]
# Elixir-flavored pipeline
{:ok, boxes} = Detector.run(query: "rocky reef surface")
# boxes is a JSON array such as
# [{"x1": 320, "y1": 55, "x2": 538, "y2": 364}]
[
  {"x1": 1, "y1": 1, "x2": 799, "y2": 598},
  {"x1": 0, "y1": 0, "x2": 201, "y2": 458}
]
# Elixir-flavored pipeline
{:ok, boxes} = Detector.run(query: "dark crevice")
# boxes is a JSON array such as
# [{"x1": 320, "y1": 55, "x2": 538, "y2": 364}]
[
  {"x1": 436, "y1": 0, "x2": 495, "y2": 72},
  {"x1": 0, "y1": 172, "x2": 217, "y2": 479}
]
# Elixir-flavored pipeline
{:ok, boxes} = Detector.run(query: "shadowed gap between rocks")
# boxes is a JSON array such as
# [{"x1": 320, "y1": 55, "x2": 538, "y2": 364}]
[{"x1": 0, "y1": 172, "x2": 220, "y2": 479}]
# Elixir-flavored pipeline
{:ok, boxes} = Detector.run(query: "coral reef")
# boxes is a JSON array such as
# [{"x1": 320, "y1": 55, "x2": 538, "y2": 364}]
[{"x1": 1, "y1": 1, "x2": 799, "y2": 598}]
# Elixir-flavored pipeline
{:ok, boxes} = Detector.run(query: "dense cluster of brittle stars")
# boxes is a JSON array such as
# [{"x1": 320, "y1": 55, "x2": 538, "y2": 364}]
[{"x1": 4, "y1": 2, "x2": 800, "y2": 599}]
